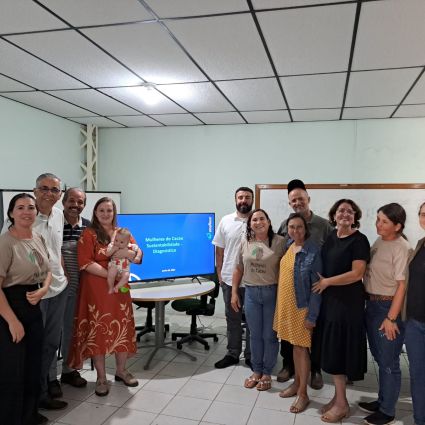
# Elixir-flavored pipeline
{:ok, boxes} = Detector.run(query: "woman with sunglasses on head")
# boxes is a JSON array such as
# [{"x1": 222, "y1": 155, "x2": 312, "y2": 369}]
[
  {"x1": 0, "y1": 193, "x2": 52, "y2": 425},
  {"x1": 359, "y1": 203, "x2": 411, "y2": 425},
  {"x1": 312, "y1": 199, "x2": 370, "y2": 423},
  {"x1": 403, "y1": 202, "x2": 425, "y2": 425}
]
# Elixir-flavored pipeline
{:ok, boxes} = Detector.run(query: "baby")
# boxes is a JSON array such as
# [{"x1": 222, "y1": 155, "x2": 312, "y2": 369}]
[{"x1": 106, "y1": 227, "x2": 139, "y2": 294}]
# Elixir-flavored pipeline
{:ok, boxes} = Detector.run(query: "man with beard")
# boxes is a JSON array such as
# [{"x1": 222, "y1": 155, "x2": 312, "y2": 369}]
[
  {"x1": 213, "y1": 187, "x2": 253, "y2": 368},
  {"x1": 277, "y1": 179, "x2": 333, "y2": 390}
]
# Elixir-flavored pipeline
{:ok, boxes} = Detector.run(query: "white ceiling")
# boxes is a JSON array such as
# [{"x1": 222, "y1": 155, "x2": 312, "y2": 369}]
[{"x1": 1, "y1": 0, "x2": 424, "y2": 127}]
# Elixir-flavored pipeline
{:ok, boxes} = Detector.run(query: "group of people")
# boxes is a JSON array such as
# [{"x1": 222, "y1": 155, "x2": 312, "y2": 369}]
[
  {"x1": 213, "y1": 180, "x2": 425, "y2": 425},
  {"x1": 0, "y1": 173, "x2": 142, "y2": 425}
]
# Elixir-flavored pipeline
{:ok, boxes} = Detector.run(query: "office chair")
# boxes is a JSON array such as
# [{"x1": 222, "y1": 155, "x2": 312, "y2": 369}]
[
  {"x1": 133, "y1": 301, "x2": 170, "y2": 341},
  {"x1": 171, "y1": 276, "x2": 220, "y2": 350}
]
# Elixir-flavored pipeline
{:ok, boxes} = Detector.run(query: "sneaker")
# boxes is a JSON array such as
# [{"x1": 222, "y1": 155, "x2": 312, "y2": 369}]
[
  {"x1": 310, "y1": 371, "x2": 324, "y2": 390},
  {"x1": 47, "y1": 379, "x2": 63, "y2": 399},
  {"x1": 214, "y1": 355, "x2": 239, "y2": 369},
  {"x1": 358, "y1": 400, "x2": 380, "y2": 414},
  {"x1": 39, "y1": 396, "x2": 68, "y2": 410},
  {"x1": 61, "y1": 370, "x2": 87, "y2": 388},
  {"x1": 276, "y1": 366, "x2": 294, "y2": 383},
  {"x1": 364, "y1": 411, "x2": 395, "y2": 425}
]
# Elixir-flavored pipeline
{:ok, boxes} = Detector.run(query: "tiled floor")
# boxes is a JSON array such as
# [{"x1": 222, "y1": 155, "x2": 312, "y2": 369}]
[{"x1": 44, "y1": 306, "x2": 414, "y2": 425}]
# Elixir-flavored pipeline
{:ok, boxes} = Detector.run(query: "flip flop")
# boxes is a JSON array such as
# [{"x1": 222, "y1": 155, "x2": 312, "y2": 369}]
[
  {"x1": 320, "y1": 406, "x2": 349, "y2": 423},
  {"x1": 290, "y1": 395, "x2": 310, "y2": 414},
  {"x1": 256, "y1": 378, "x2": 272, "y2": 391},
  {"x1": 279, "y1": 385, "x2": 298, "y2": 398},
  {"x1": 244, "y1": 376, "x2": 260, "y2": 389}
]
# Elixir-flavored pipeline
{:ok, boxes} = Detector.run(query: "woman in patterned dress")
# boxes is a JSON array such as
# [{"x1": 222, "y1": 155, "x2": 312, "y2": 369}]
[
  {"x1": 68, "y1": 197, "x2": 142, "y2": 396},
  {"x1": 274, "y1": 213, "x2": 322, "y2": 413}
]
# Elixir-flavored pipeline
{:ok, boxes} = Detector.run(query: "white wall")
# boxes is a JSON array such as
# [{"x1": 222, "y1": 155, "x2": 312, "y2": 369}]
[
  {"x1": 0, "y1": 96, "x2": 82, "y2": 189},
  {"x1": 99, "y1": 118, "x2": 425, "y2": 221}
]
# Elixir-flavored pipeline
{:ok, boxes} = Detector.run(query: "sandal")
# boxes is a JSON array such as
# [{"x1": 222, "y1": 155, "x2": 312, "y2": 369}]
[
  {"x1": 320, "y1": 406, "x2": 349, "y2": 423},
  {"x1": 256, "y1": 377, "x2": 272, "y2": 391},
  {"x1": 320, "y1": 398, "x2": 335, "y2": 414},
  {"x1": 244, "y1": 375, "x2": 260, "y2": 389},
  {"x1": 279, "y1": 384, "x2": 298, "y2": 398},
  {"x1": 115, "y1": 370, "x2": 138, "y2": 387},
  {"x1": 290, "y1": 395, "x2": 310, "y2": 414}
]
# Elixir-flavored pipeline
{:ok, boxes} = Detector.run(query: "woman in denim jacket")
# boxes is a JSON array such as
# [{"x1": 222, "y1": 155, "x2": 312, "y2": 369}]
[{"x1": 274, "y1": 212, "x2": 322, "y2": 413}]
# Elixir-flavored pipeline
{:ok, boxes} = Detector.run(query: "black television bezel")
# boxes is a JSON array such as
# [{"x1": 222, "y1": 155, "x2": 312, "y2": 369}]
[{"x1": 117, "y1": 212, "x2": 216, "y2": 283}]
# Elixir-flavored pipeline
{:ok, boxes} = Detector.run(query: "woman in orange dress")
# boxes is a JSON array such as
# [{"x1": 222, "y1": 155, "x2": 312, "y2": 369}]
[{"x1": 68, "y1": 197, "x2": 142, "y2": 396}]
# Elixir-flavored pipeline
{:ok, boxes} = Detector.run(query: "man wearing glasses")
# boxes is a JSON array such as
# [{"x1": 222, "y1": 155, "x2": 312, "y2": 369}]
[{"x1": 32, "y1": 173, "x2": 69, "y2": 413}]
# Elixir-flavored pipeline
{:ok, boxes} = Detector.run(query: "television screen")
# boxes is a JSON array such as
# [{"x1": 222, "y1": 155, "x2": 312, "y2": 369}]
[{"x1": 117, "y1": 213, "x2": 215, "y2": 282}]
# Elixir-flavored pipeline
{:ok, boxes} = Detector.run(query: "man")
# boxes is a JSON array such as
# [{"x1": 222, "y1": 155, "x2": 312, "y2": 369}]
[
  {"x1": 32, "y1": 173, "x2": 69, "y2": 412},
  {"x1": 213, "y1": 187, "x2": 253, "y2": 369},
  {"x1": 51, "y1": 188, "x2": 90, "y2": 390},
  {"x1": 277, "y1": 179, "x2": 333, "y2": 390}
]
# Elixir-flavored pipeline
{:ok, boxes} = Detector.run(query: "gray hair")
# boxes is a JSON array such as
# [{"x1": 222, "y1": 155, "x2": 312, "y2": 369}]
[
  {"x1": 62, "y1": 187, "x2": 86, "y2": 205},
  {"x1": 35, "y1": 173, "x2": 61, "y2": 188}
]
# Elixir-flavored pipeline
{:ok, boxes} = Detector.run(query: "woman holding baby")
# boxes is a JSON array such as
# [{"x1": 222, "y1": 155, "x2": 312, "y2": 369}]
[{"x1": 68, "y1": 197, "x2": 142, "y2": 396}]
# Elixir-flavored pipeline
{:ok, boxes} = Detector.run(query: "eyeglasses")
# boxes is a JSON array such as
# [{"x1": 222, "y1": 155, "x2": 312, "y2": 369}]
[
  {"x1": 37, "y1": 186, "x2": 61, "y2": 194},
  {"x1": 336, "y1": 208, "x2": 355, "y2": 215}
]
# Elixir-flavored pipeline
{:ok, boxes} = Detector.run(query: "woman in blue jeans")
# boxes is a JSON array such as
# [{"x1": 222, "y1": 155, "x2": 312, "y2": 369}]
[
  {"x1": 360, "y1": 203, "x2": 411, "y2": 425},
  {"x1": 231, "y1": 209, "x2": 285, "y2": 391},
  {"x1": 403, "y1": 202, "x2": 425, "y2": 425}
]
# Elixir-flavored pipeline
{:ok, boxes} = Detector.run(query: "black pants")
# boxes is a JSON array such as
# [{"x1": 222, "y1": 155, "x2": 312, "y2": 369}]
[
  {"x1": 280, "y1": 334, "x2": 321, "y2": 374},
  {"x1": 0, "y1": 284, "x2": 44, "y2": 425}
]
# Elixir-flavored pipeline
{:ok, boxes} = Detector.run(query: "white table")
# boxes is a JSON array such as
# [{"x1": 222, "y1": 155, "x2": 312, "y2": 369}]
[{"x1": 131, "y1": 279, "x2": 215, "y2": 370}]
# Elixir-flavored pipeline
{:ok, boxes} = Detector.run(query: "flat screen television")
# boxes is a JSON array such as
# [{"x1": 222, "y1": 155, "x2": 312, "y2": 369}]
[{"x1": 117, "y1": 213, "x2": 215, "y2": 282}]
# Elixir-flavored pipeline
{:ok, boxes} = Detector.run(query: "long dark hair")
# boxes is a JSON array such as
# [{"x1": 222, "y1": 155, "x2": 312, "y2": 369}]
[
  {"x1": 7, "y1": 193, "x2": 36, "y2": 227},
  {"x1": 90, "y1": 197, "x2": 117, "y2": 245},
  {"x1": 378, "y1": 203, "x2": 407, "y2": 239},
  {"x1": 246, "y1": 208, "x2": 275, "y2": 247}
]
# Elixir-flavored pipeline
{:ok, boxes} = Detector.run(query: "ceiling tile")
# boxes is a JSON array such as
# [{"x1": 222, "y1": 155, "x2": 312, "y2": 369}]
[
  {"x1": 345, "y1": 68, "x2": 421, "y2": 107},
  {"x1": 281, "y1": 73, "x2": 346, "y2": 109},
  {"x1": 194, "y1": 112, "x2": 244, "y2": 124},
  {"x1": 167, "y1": 14, "x2": 274, "y2": 80},
  {"x1": 0, "y1": 0, "x2": 67, "y2": 34},
  {"x1": 46, "y1": 89, "x2": 138, "y2": 116},
  {"x1": 0, "y1": 40, "x2": 86, "y2": 90},
  {"x1": 83, "y1": 23, "x2": 207, "y2": 84},
  {"x1": 68, "y1": 116, "x2": 124, "y2": 127},
  {"x1": 144, "y1": 0, "x2": 248, "y2": 18},
  {"x1": 217, "y1": 78, "x2": 286, "y2": 110},
  {"x1": 292, "y1": 108, "x2": 340, "y2": 121},
  {"x1": 2, "y1": 92, "x2": 95, "y2": 117},
  {"x1": 342, "y1": 106, "x2": 396, "y2": 120},
  {"x1": 100, "y1": 87, "x2": 185, "y2": 114},
  {"x1": 253, "y1": 0, "x2": 350, "y2": 7},
  {"x1": 158, "y1": 82, "x2": 234, "y2": 112},
  {"x1": 6, "y1": 31, "x2": 142, "y2": 87},
  {"x1": 393, "y1": 104, "x2": 425, "y2": 119},
  {"x1": 353, "y1": 0, "x2": 425, "y2": 70},
  {"x1": 0, "y1": 75, "x2": 34, "y2": 92},
  {"x1": 110, "y1": 115, "x2": 163, "y2": 127},
  {"x1": 242, "y1": 110, "x2": 290, "y2": 123},
  {"x1": 38, "y1": 0, "x2": 153, "y2": 26},
  {"x1": 258, "y1": 4, "x2": 355, "y2": 75},
  {"x1": 403, "y1": 72, "x2": 425, "y2": 104},
  {"x1": 150, "y1": 114, "x2": 201, "y2": 126}
]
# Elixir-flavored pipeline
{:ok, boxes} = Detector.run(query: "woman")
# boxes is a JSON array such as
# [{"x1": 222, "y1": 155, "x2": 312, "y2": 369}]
[
  {"x1": 403, "y1": 202, "x2": 425, "y2": 425},
  {"x1": 274, "y1": 213, "x2": 322, "y2": 413},
  {"x1": 68, "y1": 197, "x2": 142, "y2": 396},
  {"x1": 231, "y1": 209, "x2": 285, "y2": 391},
  {"x1": 0, "y1": 193, "x2": 52, "y2": 425},
  {"x1": 312, "y1": 199, "x2": 370, "y2": 423},
  {"x1": 360, "y1": 203, "x2": 410, "y2": 425}
]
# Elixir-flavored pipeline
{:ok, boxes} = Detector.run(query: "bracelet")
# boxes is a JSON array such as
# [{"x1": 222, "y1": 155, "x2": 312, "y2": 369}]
[{"x1": 386, "y1": 316, "x2": 397, "y2": 323}]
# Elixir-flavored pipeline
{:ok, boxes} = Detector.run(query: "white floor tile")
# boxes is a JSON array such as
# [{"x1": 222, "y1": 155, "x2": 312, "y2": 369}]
[
  {"x1": 178, "y1": 379, "x2": 223, "y2": 400},
  {"x1": 202, "y1": 400, "x2": 252, "y2": 425},
  {"x1": 85, "y1": 383, "x2": 141, "y2": 407},
  {"x1": 143, "y1": 375, "x2": 191, "y2": 395},
  {"x1": 215, "y1": 384, "x2": 259, "y2": 407},
  {"x1": 101, "y1": 407, "x2": 157, "y2": 425},
  {"x1": 123, "y1": 389, "x2": 174, "y2": 413},
  {"x1": 161, "y1": 395, "x2": 212, "y2": 420},
  {"x1": 56, "y1": 401, "x2": 118, "y2": 425},
  {"x1": 158, "y1": 361, "x2": 201, "y2": 378},
  {"x1": 193, "y1": 366, "x2": 234, "y2": 384},
  {"x1": 152, "y1": 415, "x2": 200, "y2": 425},
  {"x1": 248, "y1": 407, "x2": 294, "y2": 425}
]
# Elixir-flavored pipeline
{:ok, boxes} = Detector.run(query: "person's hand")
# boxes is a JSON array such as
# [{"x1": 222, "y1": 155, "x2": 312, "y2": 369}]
[
  {"x1": 379, "y1": 318, "x2": 399, "y2": 341},
  {"x1": 8, "y1": 318, "x2": 25, "y2": 343},
  {"x1": 304, "y1": 319, "x2": 315, "y2": 331},
  {"x1": 312, "y1": 273, "x2": 329, "y2": 294},
  {"x1": 231, "y1": 293, "x2": 241, "y2": 312},
  {"x1": 112, "y1": 248, "x2": 127, "y2": 259},
  {"x1": 26, "y1": 286, "x2": 48, "y2": 305}
]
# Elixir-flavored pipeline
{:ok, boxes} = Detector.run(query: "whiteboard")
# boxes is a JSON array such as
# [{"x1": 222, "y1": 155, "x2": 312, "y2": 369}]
[
  {"x1": 0, "y1": 190, "x2": 121, "y2": 225},
  {"x1": 256, "y1": 184, "x2": 425, "y2": 245}
]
